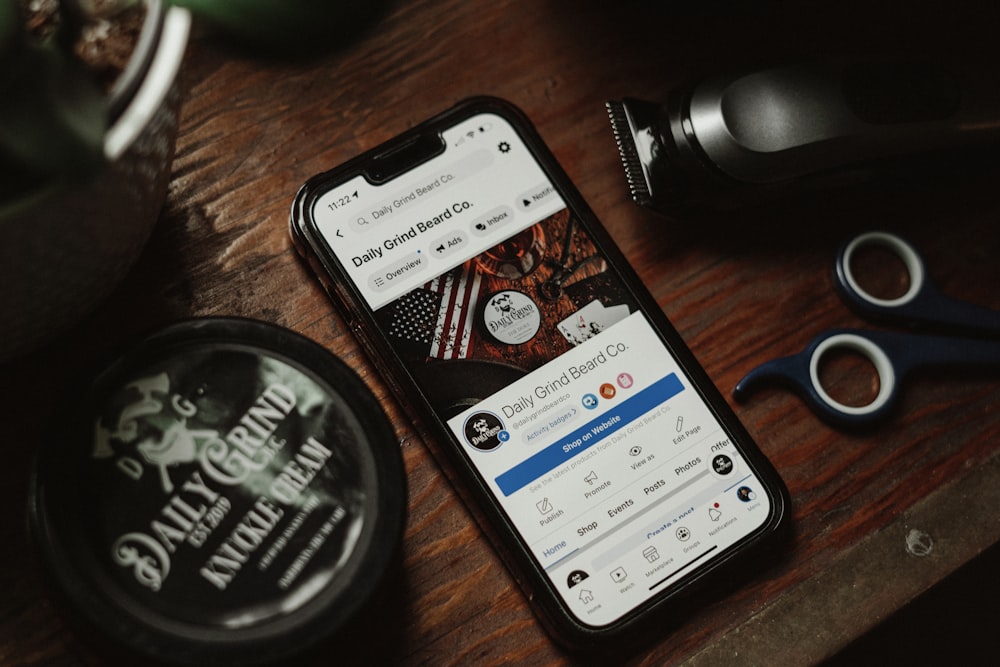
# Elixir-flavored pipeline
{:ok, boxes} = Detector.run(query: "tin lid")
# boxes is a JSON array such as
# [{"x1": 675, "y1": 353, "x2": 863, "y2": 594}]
[{"x1": 29, "y1": 318, "x2": 406, "y2": 666}]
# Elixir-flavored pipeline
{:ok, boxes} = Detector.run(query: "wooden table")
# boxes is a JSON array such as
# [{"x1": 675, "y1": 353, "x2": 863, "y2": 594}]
[{"x1": 4, "y1": 1, "x2": 1000, "y2": 664}]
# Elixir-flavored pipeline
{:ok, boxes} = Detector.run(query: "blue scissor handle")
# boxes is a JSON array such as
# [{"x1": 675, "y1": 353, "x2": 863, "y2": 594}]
[
  {"x1": 835, "y1": 231, "x2": 1000, "y2": 336},
  {"x1": 734, "y1": 328, "x2": 1000, "y2": 428}
]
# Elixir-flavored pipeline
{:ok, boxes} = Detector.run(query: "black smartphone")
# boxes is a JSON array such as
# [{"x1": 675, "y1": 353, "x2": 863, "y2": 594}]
[{"x1": 290, "y1": 97, "x2": 789, "y2": 647}]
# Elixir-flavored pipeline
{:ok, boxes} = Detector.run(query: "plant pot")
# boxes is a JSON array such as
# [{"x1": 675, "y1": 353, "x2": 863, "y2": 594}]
[{"x1": 0, "y1": 0, "x2": 192, "y2": 363}]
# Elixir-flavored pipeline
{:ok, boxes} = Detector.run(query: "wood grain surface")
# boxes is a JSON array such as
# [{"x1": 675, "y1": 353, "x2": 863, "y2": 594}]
[{"x1": 3, "y1": 1, "x2": 1000, "y2": 665}]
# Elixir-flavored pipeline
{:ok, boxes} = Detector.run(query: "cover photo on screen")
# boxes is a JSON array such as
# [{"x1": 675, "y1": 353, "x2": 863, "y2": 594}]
[{"x1": 374, "y1": 209, "x2": 638, "y2": 417}]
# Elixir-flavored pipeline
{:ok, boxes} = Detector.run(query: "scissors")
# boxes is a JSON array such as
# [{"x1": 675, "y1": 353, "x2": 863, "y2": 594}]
[{"x1": 733, "y1": 230, "x2": 1000, "y2": 428}]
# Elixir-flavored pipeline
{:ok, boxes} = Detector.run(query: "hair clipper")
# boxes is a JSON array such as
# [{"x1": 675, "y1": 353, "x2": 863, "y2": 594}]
[{"x1": 607, "y1": 61, "x2": 1000, "y2": 214}]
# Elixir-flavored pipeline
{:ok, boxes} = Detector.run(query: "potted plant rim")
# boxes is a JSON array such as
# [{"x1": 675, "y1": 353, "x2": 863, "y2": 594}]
[
  {"x1": 1, "y1": 0, "x2": 191, "y2": 362},
  {"x1": 0, "y1": 0, "x2": 390, "y2": 363}
]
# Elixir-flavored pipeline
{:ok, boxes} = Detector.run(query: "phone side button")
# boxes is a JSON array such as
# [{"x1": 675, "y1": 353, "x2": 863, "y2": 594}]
[
  {"x1": 350, "y1": 321, "x2": 407, "y2": 398},
  {"x1": 300, "y1": 253, "x2": 334, "y2": 293}
]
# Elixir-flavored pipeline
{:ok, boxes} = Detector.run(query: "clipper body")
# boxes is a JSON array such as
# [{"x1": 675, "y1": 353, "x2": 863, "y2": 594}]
[{"x1": 608, "y1": 62, "x2": 1000, "y2": 214}]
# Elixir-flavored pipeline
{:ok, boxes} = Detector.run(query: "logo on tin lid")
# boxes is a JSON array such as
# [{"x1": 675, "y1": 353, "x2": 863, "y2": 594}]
[
  {"x1": 481, "y1": 290, "x2": 540, "y2": 345},
  {"x1": 92, "y1": 372, "x2": 295, "y2": 495},
  {"x1": 30, "y1": 319, "x2": 407, "y2": 665}
]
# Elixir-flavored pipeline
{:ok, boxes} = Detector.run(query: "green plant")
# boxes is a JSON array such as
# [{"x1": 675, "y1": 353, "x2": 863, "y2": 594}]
[
  {"x1": 0, "y1": 0, "x2": 110, "y2": 202},
  {"x1": 0, "y1": 0, "x2": 380, "y2": 204}
]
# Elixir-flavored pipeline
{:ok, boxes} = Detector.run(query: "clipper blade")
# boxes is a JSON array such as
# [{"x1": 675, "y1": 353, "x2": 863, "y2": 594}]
[{"x1": 606, "y1": 100, "x2": 652, "y2": 206}]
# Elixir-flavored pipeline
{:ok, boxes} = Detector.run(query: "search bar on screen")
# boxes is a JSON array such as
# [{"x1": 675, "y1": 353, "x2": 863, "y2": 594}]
[{"x1": 353, "y1": 149, "x2": 494, "y2": 232}]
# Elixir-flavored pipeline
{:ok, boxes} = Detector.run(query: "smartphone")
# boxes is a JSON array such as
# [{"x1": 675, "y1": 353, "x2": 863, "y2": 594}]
[{"x1": 290, "y1": 97, "x2": 789, "y2": 647}]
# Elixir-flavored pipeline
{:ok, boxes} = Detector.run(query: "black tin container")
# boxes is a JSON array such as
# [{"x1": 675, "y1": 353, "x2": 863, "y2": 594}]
[{"x1": 29, "y1": 318, "x2": 406, "y2": 666}]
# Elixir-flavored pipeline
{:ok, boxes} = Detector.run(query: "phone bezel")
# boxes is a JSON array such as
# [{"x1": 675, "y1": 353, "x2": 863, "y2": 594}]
[{"x1": 290, "y1": 96, "x2": 790, "y2": 648}]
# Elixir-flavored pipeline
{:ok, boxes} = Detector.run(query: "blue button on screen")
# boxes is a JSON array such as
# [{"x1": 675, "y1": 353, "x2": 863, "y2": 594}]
[{"x1": 494, "y1": 373, "x2": 684, "y2": 496}]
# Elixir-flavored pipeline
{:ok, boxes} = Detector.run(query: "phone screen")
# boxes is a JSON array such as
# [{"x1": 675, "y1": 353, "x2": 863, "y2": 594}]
[{"x1": 304, "y1": 108, "x2": 779, "y2": 628}]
